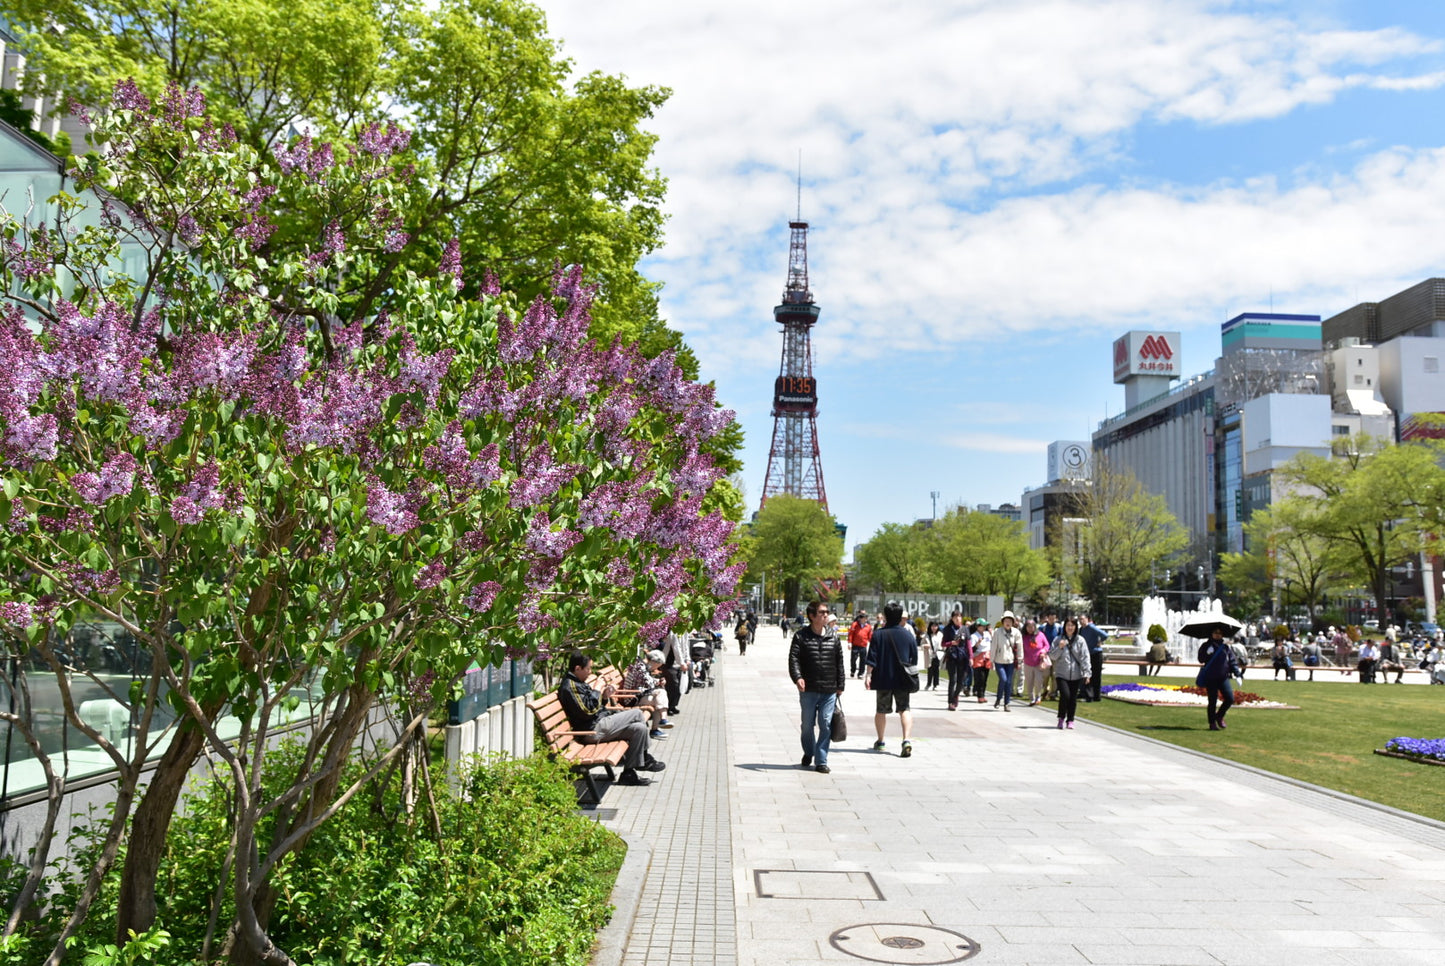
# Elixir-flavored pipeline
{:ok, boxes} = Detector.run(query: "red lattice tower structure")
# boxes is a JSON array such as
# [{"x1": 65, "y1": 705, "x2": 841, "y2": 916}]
[{"x1": 760, "y1": 220, "x2": 828, "y2": 511}]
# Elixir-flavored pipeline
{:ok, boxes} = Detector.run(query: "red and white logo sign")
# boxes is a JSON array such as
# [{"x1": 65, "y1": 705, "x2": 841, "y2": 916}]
[
  {"x1": 1139, "y1": 335, "x2": 1173, "y2": 361},
  {"x1": 1113, "y1": 330, "x2": 1181, "y2": 383}
]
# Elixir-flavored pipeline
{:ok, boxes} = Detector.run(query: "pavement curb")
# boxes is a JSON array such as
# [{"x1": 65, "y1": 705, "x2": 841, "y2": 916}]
[{"x1": 590, "y1": 822, "x2": 652, "y2": 966}]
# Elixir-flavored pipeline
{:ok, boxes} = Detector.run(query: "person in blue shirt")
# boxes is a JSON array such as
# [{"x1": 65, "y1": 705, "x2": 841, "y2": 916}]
[{"x1": 1077, "y1": 615, "x2": 1109, "y2": 702}]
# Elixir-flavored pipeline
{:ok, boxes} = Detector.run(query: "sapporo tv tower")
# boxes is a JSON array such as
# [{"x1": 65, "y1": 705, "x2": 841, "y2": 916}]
[{"x1": 759, "y1": 210, "x2": 828, "y2": 512}]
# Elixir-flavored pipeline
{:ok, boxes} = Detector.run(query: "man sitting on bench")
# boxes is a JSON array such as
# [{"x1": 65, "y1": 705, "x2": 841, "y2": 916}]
[{"x1": 558, "y1": 651, "x2": 666, "y2": 786}]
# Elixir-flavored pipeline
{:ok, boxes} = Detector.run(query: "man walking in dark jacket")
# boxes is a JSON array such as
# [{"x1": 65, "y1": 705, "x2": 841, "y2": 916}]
[
  {"x1": 866, "y1": 601, "x2": 919, "y2": 757},
  {"x1": 788, "y1": 600, "x2": 845, "y2": 774}
]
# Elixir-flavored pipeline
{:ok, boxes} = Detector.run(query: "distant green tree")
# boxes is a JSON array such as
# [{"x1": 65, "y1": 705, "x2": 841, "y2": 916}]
[
  {"x1": 1074, "y1": 459, "x2": 1189, "y2": 620},
  {"x1": 853, "y1": 522, "x2": 937, "y2": 594},
  {"x1": 1277, "y1": 436, "x2": 1445, "y2": 627},
  {"x1": 1220, "y1": 500, "x2": 1353, "y2": 622},
  {"x1": 749, "y1": 496, "x2": 843, "y2": 618},
  {"x1": 931, "y1": 508, "x2": 1050, "y2": 609}
]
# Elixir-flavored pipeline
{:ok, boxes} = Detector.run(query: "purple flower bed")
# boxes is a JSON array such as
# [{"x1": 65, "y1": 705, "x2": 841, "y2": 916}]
[
  {"x1": 1101, "y1": 683, "x2": 1162, "y2": 694},
  {"x1": 1385, "y1": 737, "x2": 1445, "y2": 762}
]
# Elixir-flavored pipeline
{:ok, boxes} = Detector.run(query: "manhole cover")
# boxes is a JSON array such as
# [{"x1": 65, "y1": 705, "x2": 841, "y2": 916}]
[{"x1": 830, "y1": 923, "x2": 980, "y2": 964}]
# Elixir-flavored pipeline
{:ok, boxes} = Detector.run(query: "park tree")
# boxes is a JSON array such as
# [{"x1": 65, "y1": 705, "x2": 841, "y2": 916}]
[
  {"x1": 1276, "y1": 436, "x2": 1445, "y2": 627},
  {"x1": 1073, "y1": 459, "x2": 1189, "y2": 621},
  {"x1": 1219, "y1": 499, "x2": 1353, "y2": 622},
  {"x1": 0, "y1": 85, "x2": 741, "y2": 964},
  {"x1": 748, "y1": 496, "x2": 843, "y2": 618},
  {"x1": 930, "y1": 508, "x2": 1050, "y2": 608},
  {"x1": 852, "y1": 522, "x2": 937, "y2": 594},
  {"x1": 6, "y1": 0, "x2": 690, "y2": 380}
]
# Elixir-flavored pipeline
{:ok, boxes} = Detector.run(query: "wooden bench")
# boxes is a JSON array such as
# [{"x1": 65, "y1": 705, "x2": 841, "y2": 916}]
[{"x1": 526, "y1": 690, "x2": 630, "y2": 808}]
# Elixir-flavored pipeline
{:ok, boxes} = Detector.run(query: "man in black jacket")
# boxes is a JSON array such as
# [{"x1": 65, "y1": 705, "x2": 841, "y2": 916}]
[
  {"x1": 558, "y1": 652, "x2": 665, "y2": 787},
  {"x1": 787, "y1": 600, "x2": 845, "y2": 774}
]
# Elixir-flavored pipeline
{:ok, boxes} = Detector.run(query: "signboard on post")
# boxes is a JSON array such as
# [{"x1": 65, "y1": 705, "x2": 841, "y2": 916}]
[{"x1": 1112, "y1": 331, "x2": 1182, "y2": 384}]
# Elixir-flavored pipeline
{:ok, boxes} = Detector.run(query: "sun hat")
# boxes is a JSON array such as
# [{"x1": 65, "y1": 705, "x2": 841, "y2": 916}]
[{"x1": 1000, "y1": 610, "x2": 1017, "y2": 623}]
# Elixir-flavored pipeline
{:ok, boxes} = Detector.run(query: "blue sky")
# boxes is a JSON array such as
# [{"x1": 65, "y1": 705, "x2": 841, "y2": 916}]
[{"x1": 543, "y1": 0, "x2": 1445, "y2": 556}]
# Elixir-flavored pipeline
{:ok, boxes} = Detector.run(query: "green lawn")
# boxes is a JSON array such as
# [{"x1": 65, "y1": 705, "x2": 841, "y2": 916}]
[{"x1": 1064, "y1": 673, "x2": 1445, "y2": 822}]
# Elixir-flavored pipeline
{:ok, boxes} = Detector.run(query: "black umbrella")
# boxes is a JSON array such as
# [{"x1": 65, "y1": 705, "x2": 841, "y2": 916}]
[{"x1": 1177, "y1": 614, "x2": 1244, "y2": 639}]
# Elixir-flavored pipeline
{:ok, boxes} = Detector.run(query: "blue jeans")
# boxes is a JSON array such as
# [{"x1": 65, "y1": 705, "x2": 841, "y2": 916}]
[
  {"x1": 799, "y1": 691, "x2": 837, "y2": 765},
  {"x1": 994, "y1": 663, "x2": 1015, "y2": 705}
]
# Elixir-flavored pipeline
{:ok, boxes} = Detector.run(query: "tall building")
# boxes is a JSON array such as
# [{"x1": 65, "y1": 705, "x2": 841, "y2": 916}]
[
  {"x1": 1094, "y1": 330, "x2": 1217, "y2": 560},
  {"x1": 760, "y1": 220, "x2": 829, "y2": 510},
  {"x1": 1023, "y1": 441, "x2": 1090, "y2": 552}
]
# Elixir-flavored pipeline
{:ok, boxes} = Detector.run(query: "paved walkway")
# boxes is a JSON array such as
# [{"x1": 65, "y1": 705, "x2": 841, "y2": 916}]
[{"x1": 598, "y1": 625, "x2": 1445, "y2": 966}]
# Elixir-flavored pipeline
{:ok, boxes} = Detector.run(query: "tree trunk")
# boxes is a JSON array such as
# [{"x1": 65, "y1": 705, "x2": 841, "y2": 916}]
[{"x1": 114, "y1": 725, "x2": 206, "y2": 940}]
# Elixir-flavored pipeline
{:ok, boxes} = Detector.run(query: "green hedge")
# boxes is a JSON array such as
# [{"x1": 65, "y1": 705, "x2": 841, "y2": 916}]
[{"x1": 3, "y1": 750, "x2": 625, "y2": 965}]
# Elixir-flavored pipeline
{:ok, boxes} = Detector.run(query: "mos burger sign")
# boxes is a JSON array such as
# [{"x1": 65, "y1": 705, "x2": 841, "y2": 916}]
[{"x1": 1113, "y1": 330, "x2": 1181, "y2": 384}]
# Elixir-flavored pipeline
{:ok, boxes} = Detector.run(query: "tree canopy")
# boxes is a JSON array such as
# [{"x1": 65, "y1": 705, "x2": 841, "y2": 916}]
[
  {"x1": 8, "y1": 0, "x2": 701, "y2": 380},
  {"x1": 1275, "y1": 436, "x2": 1445, "y2": 626},
  {"x1": 747, "y1": 495, "x2": 843, "y2": 618},
  {"x1": 1072, "y1": 459, "x2": 1189, "y2": 620}
]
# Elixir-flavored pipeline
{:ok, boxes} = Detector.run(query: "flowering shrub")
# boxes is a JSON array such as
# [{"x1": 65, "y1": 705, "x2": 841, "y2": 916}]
[
  {"x1": 1101, "y1": 683, "x2": 1288, "y2": 708},
  {"x1": 1385, "y1": 737, "x2": 1445, "y2": 762},
  {"x1": 0, "y1": 83, "x2": 741, "y2": 963}
]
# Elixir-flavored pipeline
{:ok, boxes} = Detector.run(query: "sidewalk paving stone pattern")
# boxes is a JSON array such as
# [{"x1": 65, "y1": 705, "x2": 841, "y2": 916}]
[{"x1": 603, "y1": 624, "x2": 1445, "y2": 966}]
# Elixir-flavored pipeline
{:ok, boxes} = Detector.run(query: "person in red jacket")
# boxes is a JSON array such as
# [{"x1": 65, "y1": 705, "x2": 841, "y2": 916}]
[{"x1": 847, "y1": 612, "x2": 873, "y2": 679}]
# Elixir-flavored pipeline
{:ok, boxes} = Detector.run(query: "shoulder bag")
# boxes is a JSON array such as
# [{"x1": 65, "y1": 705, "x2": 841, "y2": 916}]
[{"x1": 891, "y1": 630, "x2": 921, "y2": 693}]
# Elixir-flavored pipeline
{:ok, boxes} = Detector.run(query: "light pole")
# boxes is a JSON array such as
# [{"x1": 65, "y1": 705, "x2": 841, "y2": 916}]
[
  {"x1": 1197, "y1": 564, "x2": 1206, "y2": 608},
  {"x1": 930, "y1": 490, "x2": 940, "y2": 521}
]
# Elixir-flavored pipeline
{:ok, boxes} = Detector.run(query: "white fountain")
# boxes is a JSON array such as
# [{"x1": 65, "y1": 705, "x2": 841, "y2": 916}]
[{"x1": 1138, "y1": 594, "x2": 1227, "y2": 653}]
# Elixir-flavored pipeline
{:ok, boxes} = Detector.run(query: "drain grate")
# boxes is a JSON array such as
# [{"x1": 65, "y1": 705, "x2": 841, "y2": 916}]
[{"x1": 830, "y1": 923, "x2": 980, "y2": 964}]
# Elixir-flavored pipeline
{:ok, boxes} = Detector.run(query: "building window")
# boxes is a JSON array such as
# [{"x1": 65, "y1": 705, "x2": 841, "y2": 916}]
[
  {"x1": 1333, "y1": 425, "x2": 1350, "y2": 435},
  {"x1": 1353, "y1": 374, "x2": 1364, "y2": 385},
  {"x1": 1427, "y1": 357, "x2": 1441, "y2": 374}
]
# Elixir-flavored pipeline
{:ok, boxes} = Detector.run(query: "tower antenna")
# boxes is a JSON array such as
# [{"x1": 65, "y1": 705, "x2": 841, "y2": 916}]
[
  {"x1": 796, "y1": 150, "x2": 802, "y2": 221},
  {"x1": 760, "y1": 209, "x2": 827, "y2": 511}
]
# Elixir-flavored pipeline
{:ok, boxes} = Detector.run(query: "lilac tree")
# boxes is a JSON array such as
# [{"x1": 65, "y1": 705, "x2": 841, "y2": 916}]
[{"x1": 0, "y1": 84, "x2": 741, "y2": 965}]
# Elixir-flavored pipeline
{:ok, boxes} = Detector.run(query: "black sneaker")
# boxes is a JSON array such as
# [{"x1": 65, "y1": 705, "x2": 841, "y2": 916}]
[
  {"x1": 814, "y1": 763, "x2": 831, "y2": 774},
  {"x1": 872, "y1": 740, "x2": 885, "y2": 751},
  {"x1": 900, "y1": 741, "x2": 912, "y2": 758},
  {"x1": 639, "y1": 758, "x2": 667, "y2": 773},
  {"x1": 800, "y1": 754, "x2": 813, "y2": 767},
  {"x1": 616, "y1": 770, "x2": 652, "y2": 786}
]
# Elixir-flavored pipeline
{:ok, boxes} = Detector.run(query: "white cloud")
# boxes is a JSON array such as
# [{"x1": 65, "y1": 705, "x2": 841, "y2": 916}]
[{"x1": 540, "y1": 0, "x2": 1445, "y2": 375}]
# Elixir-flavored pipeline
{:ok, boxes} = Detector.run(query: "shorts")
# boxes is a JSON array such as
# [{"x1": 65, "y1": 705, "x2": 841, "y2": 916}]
[{"x1": 875, "y1": 689, "x2": 911, "y2": 714}]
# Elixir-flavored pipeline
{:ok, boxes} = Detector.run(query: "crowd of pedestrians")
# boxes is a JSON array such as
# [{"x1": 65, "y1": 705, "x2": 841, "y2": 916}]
[{"x1": 785, "y1": 602, "x2": 1121, "y2": 770}]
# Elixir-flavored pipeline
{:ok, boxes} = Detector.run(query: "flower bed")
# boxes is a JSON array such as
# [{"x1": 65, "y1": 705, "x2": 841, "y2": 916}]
[
  {"x1": 1376, "y1": 737, "x2": 1445, "y2": 766},
  {"x1": 1100, "y1": 683, "x2": 1296, "y2": 709}
]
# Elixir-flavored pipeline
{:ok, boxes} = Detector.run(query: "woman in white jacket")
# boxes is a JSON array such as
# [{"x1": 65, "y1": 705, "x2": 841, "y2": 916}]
[
  {"x1": 989, "y1": 611, "x2": 1023, "y2": 711},
  {"x1": 1049, "y1": 617, "x2": 1092, "y2": 730}
]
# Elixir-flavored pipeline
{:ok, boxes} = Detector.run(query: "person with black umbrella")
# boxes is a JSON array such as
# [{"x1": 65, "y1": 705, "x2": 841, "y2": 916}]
[{"x1": 1196, "y1": 627, "x2": 1241, "y2": 730}]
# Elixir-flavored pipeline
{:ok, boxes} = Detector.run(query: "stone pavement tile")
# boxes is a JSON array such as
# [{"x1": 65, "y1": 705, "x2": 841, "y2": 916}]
[
  {"x1": 1198, "y1": 946, "x2": 1354, "y2": 966},
  {"x1": 965, "y1": 941, "x2": 1092, "y2": 964},
  {"x1": 1070, "y1": 942, "x2": 1223, "y2": 964}
]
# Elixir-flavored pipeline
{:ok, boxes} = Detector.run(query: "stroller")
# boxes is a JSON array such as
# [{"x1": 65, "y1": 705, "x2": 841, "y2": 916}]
[{"x1": 690, "y1": 635, "x2": 716, "y2": 686}]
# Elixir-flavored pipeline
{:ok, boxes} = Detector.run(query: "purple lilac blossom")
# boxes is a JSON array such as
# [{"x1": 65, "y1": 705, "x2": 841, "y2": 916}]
[
  {"x1": 464, "y1": 581, "x2": 502, "y2": 613},
  {"x1": 365, "y1": 479, "x2": 420, "y2": 536},
  {"x1": 71, "y1": 452, "x2": 139, "y2": 504}
]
